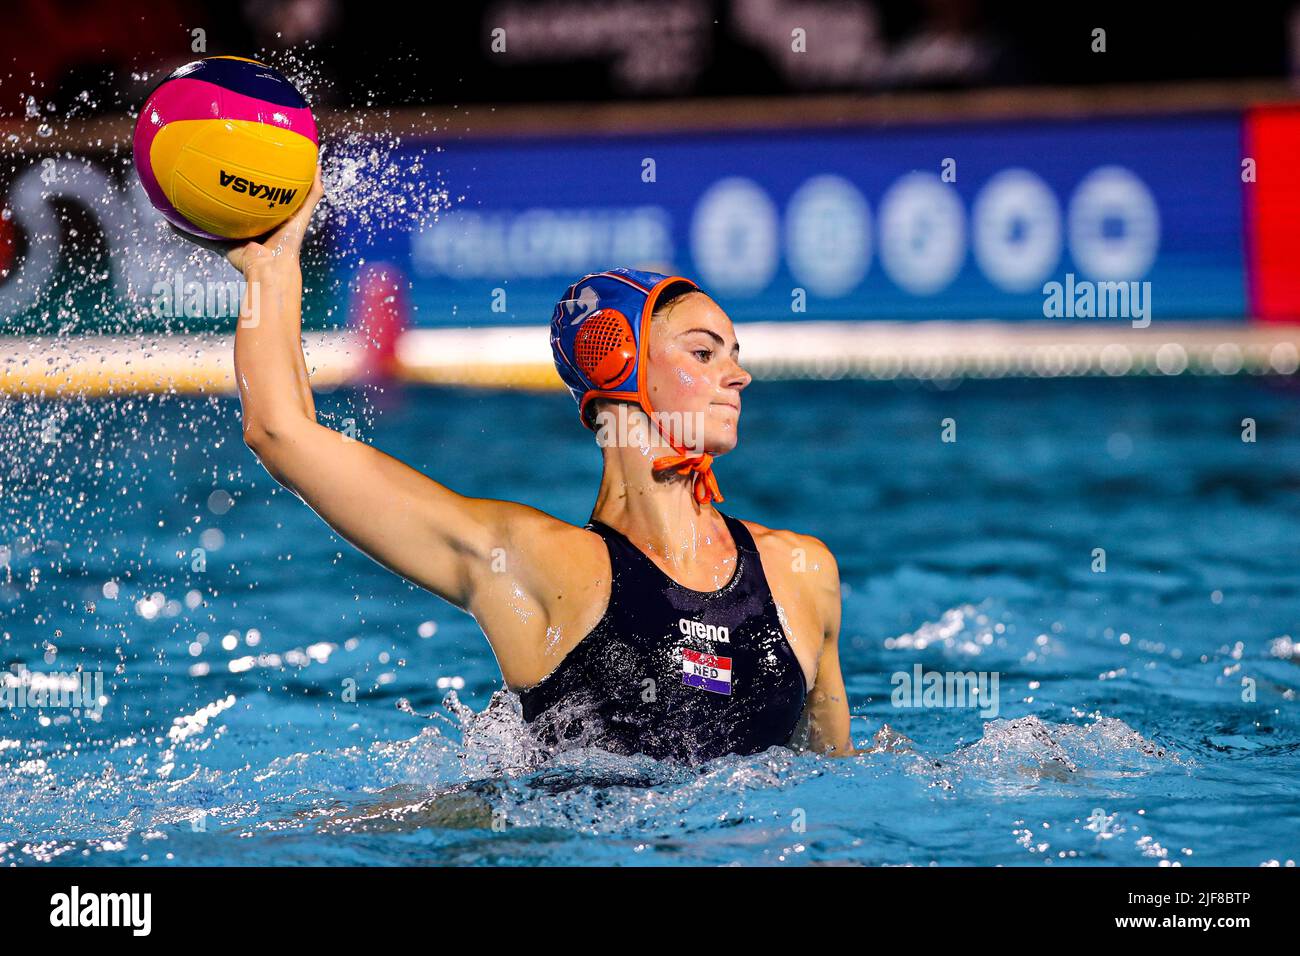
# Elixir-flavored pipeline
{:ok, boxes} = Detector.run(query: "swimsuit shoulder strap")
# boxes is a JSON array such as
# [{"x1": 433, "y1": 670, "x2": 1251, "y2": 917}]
[
  {"x1": 718, "y1": 510, "x2": 783, "y2": 602},
  {"x1": 584, "y1": 517, "x2": 658, "y2": 595},
  {"x1": 717, "y1": 510, "x2": 758, "y2": 555}
]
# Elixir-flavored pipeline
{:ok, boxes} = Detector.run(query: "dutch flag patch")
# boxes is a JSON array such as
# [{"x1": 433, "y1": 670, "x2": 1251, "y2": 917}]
[{"x1": 681, "y1": 647, "x2": 732, "y2": 695}]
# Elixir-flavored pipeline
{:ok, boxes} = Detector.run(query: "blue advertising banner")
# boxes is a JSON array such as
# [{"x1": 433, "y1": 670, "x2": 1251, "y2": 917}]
[{"x1": 335, "y1": 113, "x2": 1247, "y2": 327}]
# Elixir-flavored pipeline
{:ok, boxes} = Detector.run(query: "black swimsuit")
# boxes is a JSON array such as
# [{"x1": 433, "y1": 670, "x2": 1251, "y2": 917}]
[{"x1": 518, "y1": 510, "x2": 809, "y2": 764}]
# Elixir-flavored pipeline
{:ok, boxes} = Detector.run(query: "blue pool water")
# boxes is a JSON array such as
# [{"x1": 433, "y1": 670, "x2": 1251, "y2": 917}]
[{"x1": 1, "y1": 375, "x2": 1298, "y2": 866}]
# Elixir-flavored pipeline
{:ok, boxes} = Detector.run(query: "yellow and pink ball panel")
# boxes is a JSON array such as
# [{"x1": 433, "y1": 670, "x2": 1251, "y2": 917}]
[{"x1": 133, "y1": 56, "x2": 318, "y2": 240}]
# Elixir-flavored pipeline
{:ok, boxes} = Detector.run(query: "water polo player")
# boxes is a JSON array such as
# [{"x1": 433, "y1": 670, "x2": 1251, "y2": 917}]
[{"x1": 190, "y1": 171, "x2": 858, "y2": 763}]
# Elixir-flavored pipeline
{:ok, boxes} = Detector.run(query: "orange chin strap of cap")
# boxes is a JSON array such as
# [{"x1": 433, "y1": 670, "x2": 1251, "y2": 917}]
[{"x1": 651, "y1": 450, "x2": 724, "y2": 505}]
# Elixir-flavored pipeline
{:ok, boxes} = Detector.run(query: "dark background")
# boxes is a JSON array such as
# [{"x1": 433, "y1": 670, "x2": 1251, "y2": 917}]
[{"x1": 1, "y1": 0, "x2": 1293, "y2": 115}]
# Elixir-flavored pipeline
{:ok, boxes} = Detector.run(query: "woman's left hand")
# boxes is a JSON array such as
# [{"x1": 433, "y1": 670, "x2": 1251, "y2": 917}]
[{"x1": 168, "y1": 165, "x2": 326, "y2": 277}]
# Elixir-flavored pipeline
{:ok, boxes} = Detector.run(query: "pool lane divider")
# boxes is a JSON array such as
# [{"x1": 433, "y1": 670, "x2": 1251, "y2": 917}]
[{"x1": 2, "y1": 322, "x2": 1298, "y2": 398}]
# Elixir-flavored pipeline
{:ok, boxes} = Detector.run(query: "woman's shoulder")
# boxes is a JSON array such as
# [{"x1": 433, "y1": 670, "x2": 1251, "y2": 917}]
[
  {"x1": 737, "y1": 516, "x2": 841, "y2": 641},
  {"x1": 736, "y1": 516, "x2": 839, "y2": 578}
]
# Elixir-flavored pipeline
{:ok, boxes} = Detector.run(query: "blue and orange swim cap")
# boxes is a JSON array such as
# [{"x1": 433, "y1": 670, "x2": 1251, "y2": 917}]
[{"x1": 551, "y1": 268, "x2": 724, "y2": 505}]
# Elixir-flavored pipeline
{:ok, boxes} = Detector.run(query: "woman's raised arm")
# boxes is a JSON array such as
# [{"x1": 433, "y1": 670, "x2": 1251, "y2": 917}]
[{"x1": 192, "y1": 169, "x2": 585, "y2": 665}]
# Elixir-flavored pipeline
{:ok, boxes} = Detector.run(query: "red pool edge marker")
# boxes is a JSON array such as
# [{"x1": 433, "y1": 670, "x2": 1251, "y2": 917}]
[
  {"x1": 347, "y1": 261, "x2": 408, "y2": 382},
  {"x1": 1244, "y1": 104, "x2": 1300, "y2": 323},
  {"x1": 0, "y1": 211, "x2": 14, "y2": 280}
]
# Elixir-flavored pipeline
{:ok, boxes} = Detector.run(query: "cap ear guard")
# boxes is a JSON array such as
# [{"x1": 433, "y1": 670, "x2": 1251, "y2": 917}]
[{"x1": 573, "y1": 309, "x2": 636, "y2": 389}]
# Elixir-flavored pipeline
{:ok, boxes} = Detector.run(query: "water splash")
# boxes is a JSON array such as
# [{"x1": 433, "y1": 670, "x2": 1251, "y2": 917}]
[
  {"x1": 884, "y1": 603, "x2": 1000, "y2": 655},
  {"x1": 913, "y1": 715, "x2": 1188, "y2": 795}
]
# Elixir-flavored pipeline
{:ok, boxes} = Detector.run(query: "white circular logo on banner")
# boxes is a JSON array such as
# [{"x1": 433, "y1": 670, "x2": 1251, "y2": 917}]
[
  {"x1": 973, "y1": 168, "x2": 1062, "y2": 293},
  {"x1": 1067, "y1": 166, "x2": 1160, "y2": 280},
  {"x1": 690, "y1": 177, "x2": 780, "y2": 295},
  {"x1": 785, "y1": 174, "x2": 871, "y2": 297},
  {"x1": 878, "y1": 172, "x2": 966, "y2": 295}
]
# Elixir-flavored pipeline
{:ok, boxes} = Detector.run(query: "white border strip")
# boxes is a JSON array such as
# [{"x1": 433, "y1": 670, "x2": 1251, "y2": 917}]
[
  {"x1": 3, "y1": 322, "x2": 1298, "y2": 397},
  {"x1": 397, "y1": 321, "x2": 1300, "y2": 384}
]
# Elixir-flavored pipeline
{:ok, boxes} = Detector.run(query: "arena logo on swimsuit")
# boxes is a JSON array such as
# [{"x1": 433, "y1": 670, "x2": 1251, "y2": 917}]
[{"x1": 679, "y1": 618, "x2": 729, "y2": 643}]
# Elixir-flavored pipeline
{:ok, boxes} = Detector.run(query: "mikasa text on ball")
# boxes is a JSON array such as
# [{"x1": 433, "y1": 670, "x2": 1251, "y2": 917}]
[{"x1": 133, "y1": 56, "x2": 318, "y2": 240}]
